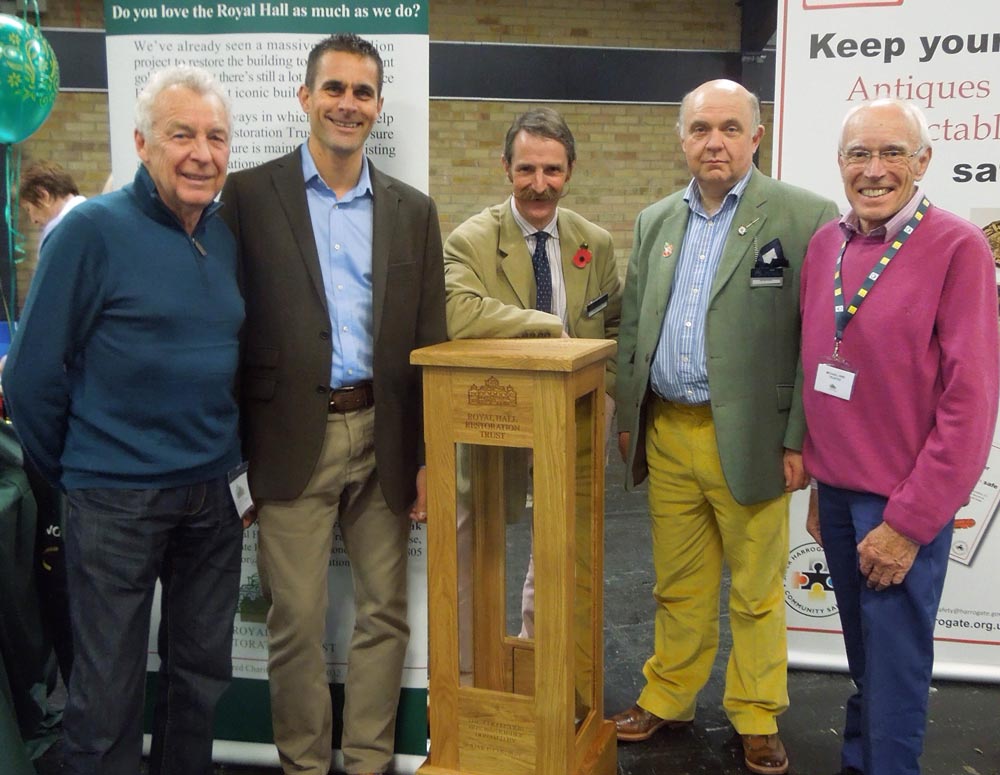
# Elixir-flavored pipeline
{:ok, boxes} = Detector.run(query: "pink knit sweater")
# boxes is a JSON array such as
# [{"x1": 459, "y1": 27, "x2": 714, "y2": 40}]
[{"x1": 800, "y1": 205, "x2": 999, "y2": 544}]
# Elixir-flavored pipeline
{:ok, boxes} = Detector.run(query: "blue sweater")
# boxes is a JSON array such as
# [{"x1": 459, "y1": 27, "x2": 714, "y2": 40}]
[{"x1": 2, "y1": 165, "x2": 243, "y2": 489}]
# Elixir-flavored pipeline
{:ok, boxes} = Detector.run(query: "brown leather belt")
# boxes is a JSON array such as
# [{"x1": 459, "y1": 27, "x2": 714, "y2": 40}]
[{"x1": 329, "y1": 381, "x2": 375, "y2": 413}]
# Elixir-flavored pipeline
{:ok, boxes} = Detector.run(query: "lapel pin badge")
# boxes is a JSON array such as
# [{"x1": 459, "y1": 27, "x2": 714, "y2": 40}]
[
  {"x1": 662, "y1": 242, "x2": 673, "y2": 257},
  {"x1": 738, "y1": 216, "x2": 761, "y2": 236}
]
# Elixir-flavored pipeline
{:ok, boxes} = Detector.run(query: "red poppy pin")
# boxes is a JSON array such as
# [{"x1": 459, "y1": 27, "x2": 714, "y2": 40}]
[{"x1": 572, "y1": 243, "x2": 592, "y2": 268}]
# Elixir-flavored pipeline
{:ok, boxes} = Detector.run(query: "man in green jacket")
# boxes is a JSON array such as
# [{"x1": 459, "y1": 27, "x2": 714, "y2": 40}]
[{"x1": 611, "y1": 80, "x2": 837, "y2": 775}]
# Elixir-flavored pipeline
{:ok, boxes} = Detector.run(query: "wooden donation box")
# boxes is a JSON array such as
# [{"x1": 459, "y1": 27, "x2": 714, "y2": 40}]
[{"x1": 411, "y1": 338, "x2": 616, "y2": 775}]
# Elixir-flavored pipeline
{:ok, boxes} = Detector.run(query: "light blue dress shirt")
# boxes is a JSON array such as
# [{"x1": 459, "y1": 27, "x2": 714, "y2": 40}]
[
  {"x1": 301, "y1": 144, "x2": 375, "y2": 388},
  {"x1": 650, "y1": 168, "x2": 753, "y2": 404}
]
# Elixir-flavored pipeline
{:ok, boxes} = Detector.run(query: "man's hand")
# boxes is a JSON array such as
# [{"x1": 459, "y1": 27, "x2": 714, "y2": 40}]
[
  {"x1": 857, "y1": 522, "x2": 919, "y2": 591},
  {"x1": 241, "y1": 506, "x2": 258, "y2": 530},
  {"x1": 617, "y1": 431, "x2": 630, "y2": 463},
  {"x1": 782, "y1": 449, "x2": 809, "y2": 492},
  {"x1": 806, "y1": 488, "x2": 822, "y2": 547},
  {"x1": 408, "y1": 465, "x2": 428, "y2": 523}
]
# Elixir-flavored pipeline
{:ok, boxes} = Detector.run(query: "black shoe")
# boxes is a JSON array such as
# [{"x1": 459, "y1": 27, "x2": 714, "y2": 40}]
[{"x1": 837, "y1": 768, "x2": 863, "y2": 775}]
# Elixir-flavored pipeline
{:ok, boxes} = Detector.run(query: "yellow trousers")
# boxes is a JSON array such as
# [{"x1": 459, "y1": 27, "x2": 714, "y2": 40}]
[{"x1": 637, "y1": 399, "x2": 789, "y2": 734}]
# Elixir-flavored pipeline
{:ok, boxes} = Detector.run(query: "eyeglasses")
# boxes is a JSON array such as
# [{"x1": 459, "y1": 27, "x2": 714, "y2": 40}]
[{"x1": 839, "y1": 147, "x2": 924, "y2": 167}]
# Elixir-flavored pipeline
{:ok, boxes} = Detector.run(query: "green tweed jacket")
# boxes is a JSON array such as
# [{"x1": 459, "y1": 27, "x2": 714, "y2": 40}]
[{"x1": 616, "y1": 168, "x2": 838, "y2": 504}]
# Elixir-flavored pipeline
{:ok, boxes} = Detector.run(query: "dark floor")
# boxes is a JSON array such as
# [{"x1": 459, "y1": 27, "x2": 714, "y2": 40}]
[{"x1": 34, "y1": 456, "x2": 1000, "y2": 775}]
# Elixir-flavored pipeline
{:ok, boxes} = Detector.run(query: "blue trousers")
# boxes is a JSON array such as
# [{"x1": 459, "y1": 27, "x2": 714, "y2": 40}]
[
  {"x1": 818, "y1": 484, "x2": 951, "y2": 775},
  {"x1": 62, "y1": 478, "x2": 243, "y2": 775}
]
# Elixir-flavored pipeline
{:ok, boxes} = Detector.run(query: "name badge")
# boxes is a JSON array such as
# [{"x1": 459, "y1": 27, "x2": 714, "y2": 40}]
[
  {"x1": 586, "y1": 292, "x2": 609, "y2": 318},
  {"x1": 750, "y1": 271, "x2": 784, "y2": 288},
  {"x1": 228, "y1": 462, "x2": 254, "y2": 519},
  {"x1": 814, "y1": 360, "x2": 856, "y2": 401}
]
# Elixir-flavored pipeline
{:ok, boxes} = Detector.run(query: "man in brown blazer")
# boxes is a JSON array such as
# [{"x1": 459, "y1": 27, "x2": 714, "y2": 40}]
[{"x1": 220, "y1": 34, "x2": 446, "y2": 775}]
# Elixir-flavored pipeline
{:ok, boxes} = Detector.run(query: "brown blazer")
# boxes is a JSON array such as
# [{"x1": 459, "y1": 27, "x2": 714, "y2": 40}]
[{"x1": 220, "y1": 151, "x2": 447, "y2": 513}]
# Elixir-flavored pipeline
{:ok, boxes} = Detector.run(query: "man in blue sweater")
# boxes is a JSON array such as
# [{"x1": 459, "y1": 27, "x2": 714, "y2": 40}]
[{"x1": 2, "y1": 66, "x2": 243, "y2": 775}]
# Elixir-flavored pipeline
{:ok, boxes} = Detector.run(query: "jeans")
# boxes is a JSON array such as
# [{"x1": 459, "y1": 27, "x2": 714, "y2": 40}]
[
  {"x1": 818, "y1": 483, "x2": 951, "y2": 775},
  {"x1": 62, "y1": 477, "x2": 243, "y2": 775}
]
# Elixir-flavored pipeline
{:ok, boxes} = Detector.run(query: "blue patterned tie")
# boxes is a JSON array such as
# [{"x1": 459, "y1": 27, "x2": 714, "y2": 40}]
[{"x1": 531, "y1": 231, "x2": 551, "y2": 313}]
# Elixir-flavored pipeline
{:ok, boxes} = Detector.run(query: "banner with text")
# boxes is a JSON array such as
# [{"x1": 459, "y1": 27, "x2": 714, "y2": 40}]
[
  {"x1": 104, "y1": 1, "x2": 430, "y2": 767},
  {"x1": 775, "y1": 0, "x2": 1000, "y2": 682}
]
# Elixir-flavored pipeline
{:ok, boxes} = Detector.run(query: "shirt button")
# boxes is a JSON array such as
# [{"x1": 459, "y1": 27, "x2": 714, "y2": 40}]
[
  {"x1": 684, "y1": 321, "x2": 692, "y2": 327},
  {"x1": 699, "y1": 255, "x2": 706, "y2": 261},
  {"x1": 342, "y1": 325, "x2": 349, "y2": 332},
  {"x1": 334, "y1": 243, "x2": 341, "y2": 250},
  {"x1": 681, "y1": 356, "x2": 689, "y2": 362}
]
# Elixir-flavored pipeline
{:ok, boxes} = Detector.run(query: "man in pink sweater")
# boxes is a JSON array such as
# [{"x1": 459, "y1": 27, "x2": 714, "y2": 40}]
[{"x1": 800, "y1": 99, "x2": 999, "y2": 775}]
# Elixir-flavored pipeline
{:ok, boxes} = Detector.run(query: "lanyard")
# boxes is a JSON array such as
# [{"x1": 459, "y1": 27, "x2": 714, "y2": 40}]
[{"x1": 831, "y1": 197, "x2": 930, "y2": 356}]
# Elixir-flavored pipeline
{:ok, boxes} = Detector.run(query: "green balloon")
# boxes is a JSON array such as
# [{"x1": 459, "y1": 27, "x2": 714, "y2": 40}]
[{"x1": 0, "y1": 14, "x2": 59, "y2": 145}]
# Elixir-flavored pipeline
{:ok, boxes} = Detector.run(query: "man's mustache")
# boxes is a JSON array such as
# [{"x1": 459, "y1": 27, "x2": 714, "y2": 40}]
[{"x1": 513, "y1": 185, "x2": 568, "y2": 202}]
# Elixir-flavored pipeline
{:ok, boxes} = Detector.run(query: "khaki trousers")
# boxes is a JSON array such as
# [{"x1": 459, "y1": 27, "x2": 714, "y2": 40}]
[
  {"x1": 637, "y1": 399, "x2": 789, "y2": 734},
  {"x1": 257, "y1": 407, "x2": 410, "y2": 775}
]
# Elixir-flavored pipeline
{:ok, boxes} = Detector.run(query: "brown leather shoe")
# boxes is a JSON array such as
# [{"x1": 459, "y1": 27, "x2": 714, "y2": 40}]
[
  {"x1": 610, "y1": 704, "x2": 691, "y2": 742},
  {"x1": 741, "y1": 733, "x2": 789, "y2": 774}
]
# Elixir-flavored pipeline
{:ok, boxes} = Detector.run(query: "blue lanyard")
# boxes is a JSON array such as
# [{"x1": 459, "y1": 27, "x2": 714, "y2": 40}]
[{"x1": 832, "y1": 197, "x2": 930, "y2": 356}]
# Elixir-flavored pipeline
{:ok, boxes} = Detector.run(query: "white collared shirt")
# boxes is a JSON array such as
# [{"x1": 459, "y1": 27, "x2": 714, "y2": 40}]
[{"x1": 509, "y1": 196, "x2": 567, "y2": 327}]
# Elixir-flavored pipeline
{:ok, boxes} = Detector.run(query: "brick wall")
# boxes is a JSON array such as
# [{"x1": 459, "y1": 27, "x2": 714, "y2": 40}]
[
  {"x1": 15, "y1": 0, "x2": 771, "y2": 303},
  {"x1": 40, "y1": 0, "x2": 104, "y2": 28},
  {"x1": 426, "y1": 0, "x2": 747, "y2": 265},
  {"x1": 430, "y1": 0, "x2": 740, "y2": 48}
]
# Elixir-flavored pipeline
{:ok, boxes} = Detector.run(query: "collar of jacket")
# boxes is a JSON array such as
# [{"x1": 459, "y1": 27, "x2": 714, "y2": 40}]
[{"x1": 128, "y1": 163, "x2": 223, "y2": 236}]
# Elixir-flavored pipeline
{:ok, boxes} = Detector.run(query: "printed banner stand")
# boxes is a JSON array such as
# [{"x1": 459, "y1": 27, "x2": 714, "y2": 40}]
[{"x1": 103, "y1": 0, "x2": 432, "y2": 766}]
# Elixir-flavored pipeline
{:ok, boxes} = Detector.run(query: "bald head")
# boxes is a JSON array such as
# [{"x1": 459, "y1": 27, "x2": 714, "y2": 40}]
[
  {"x1": 678, "y1": 79, "x2": 761, "y2": 139},
  {"x1": 677, "y1": 79, "x2": 765, "y2": 211}
]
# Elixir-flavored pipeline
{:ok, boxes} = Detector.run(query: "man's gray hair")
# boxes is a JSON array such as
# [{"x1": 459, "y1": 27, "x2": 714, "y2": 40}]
[
  {"x1": 840, "y1": 98, "x2": 933, "y2": 151},
  {"x1": 502, "y1": 107, "x2": 577, "y2": 167},
  {"x1": 677, "y1": 81, "x2": 761, "y2": 138},
  {"x1": 135, "y1": 66, "x2": 232, "y2": 139}
]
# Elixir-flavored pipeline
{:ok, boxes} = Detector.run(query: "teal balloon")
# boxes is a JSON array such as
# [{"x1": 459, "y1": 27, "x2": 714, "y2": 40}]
[{"x1": 0, "y1": 14, "x2": 59, "y2": 144}]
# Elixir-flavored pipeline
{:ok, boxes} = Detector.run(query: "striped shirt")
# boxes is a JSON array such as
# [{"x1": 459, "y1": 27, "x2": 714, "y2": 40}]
[{"x1": 650, "y1": 169, "x2": 753, "y2": 404}]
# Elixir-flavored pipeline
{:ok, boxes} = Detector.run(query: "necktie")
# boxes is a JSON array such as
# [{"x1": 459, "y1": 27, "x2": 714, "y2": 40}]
[{"x1": 531, "y1": 231, "x2": 551, "y2": 313}]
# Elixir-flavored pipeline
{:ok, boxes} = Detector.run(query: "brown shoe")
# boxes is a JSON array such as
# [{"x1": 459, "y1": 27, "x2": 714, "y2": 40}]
[
  {"x1": 741, "y1": 733, "x2": 789, "y2": 775},
  {"x1": 610, "y1": 704, "x2": 691, "y2": 742}
]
